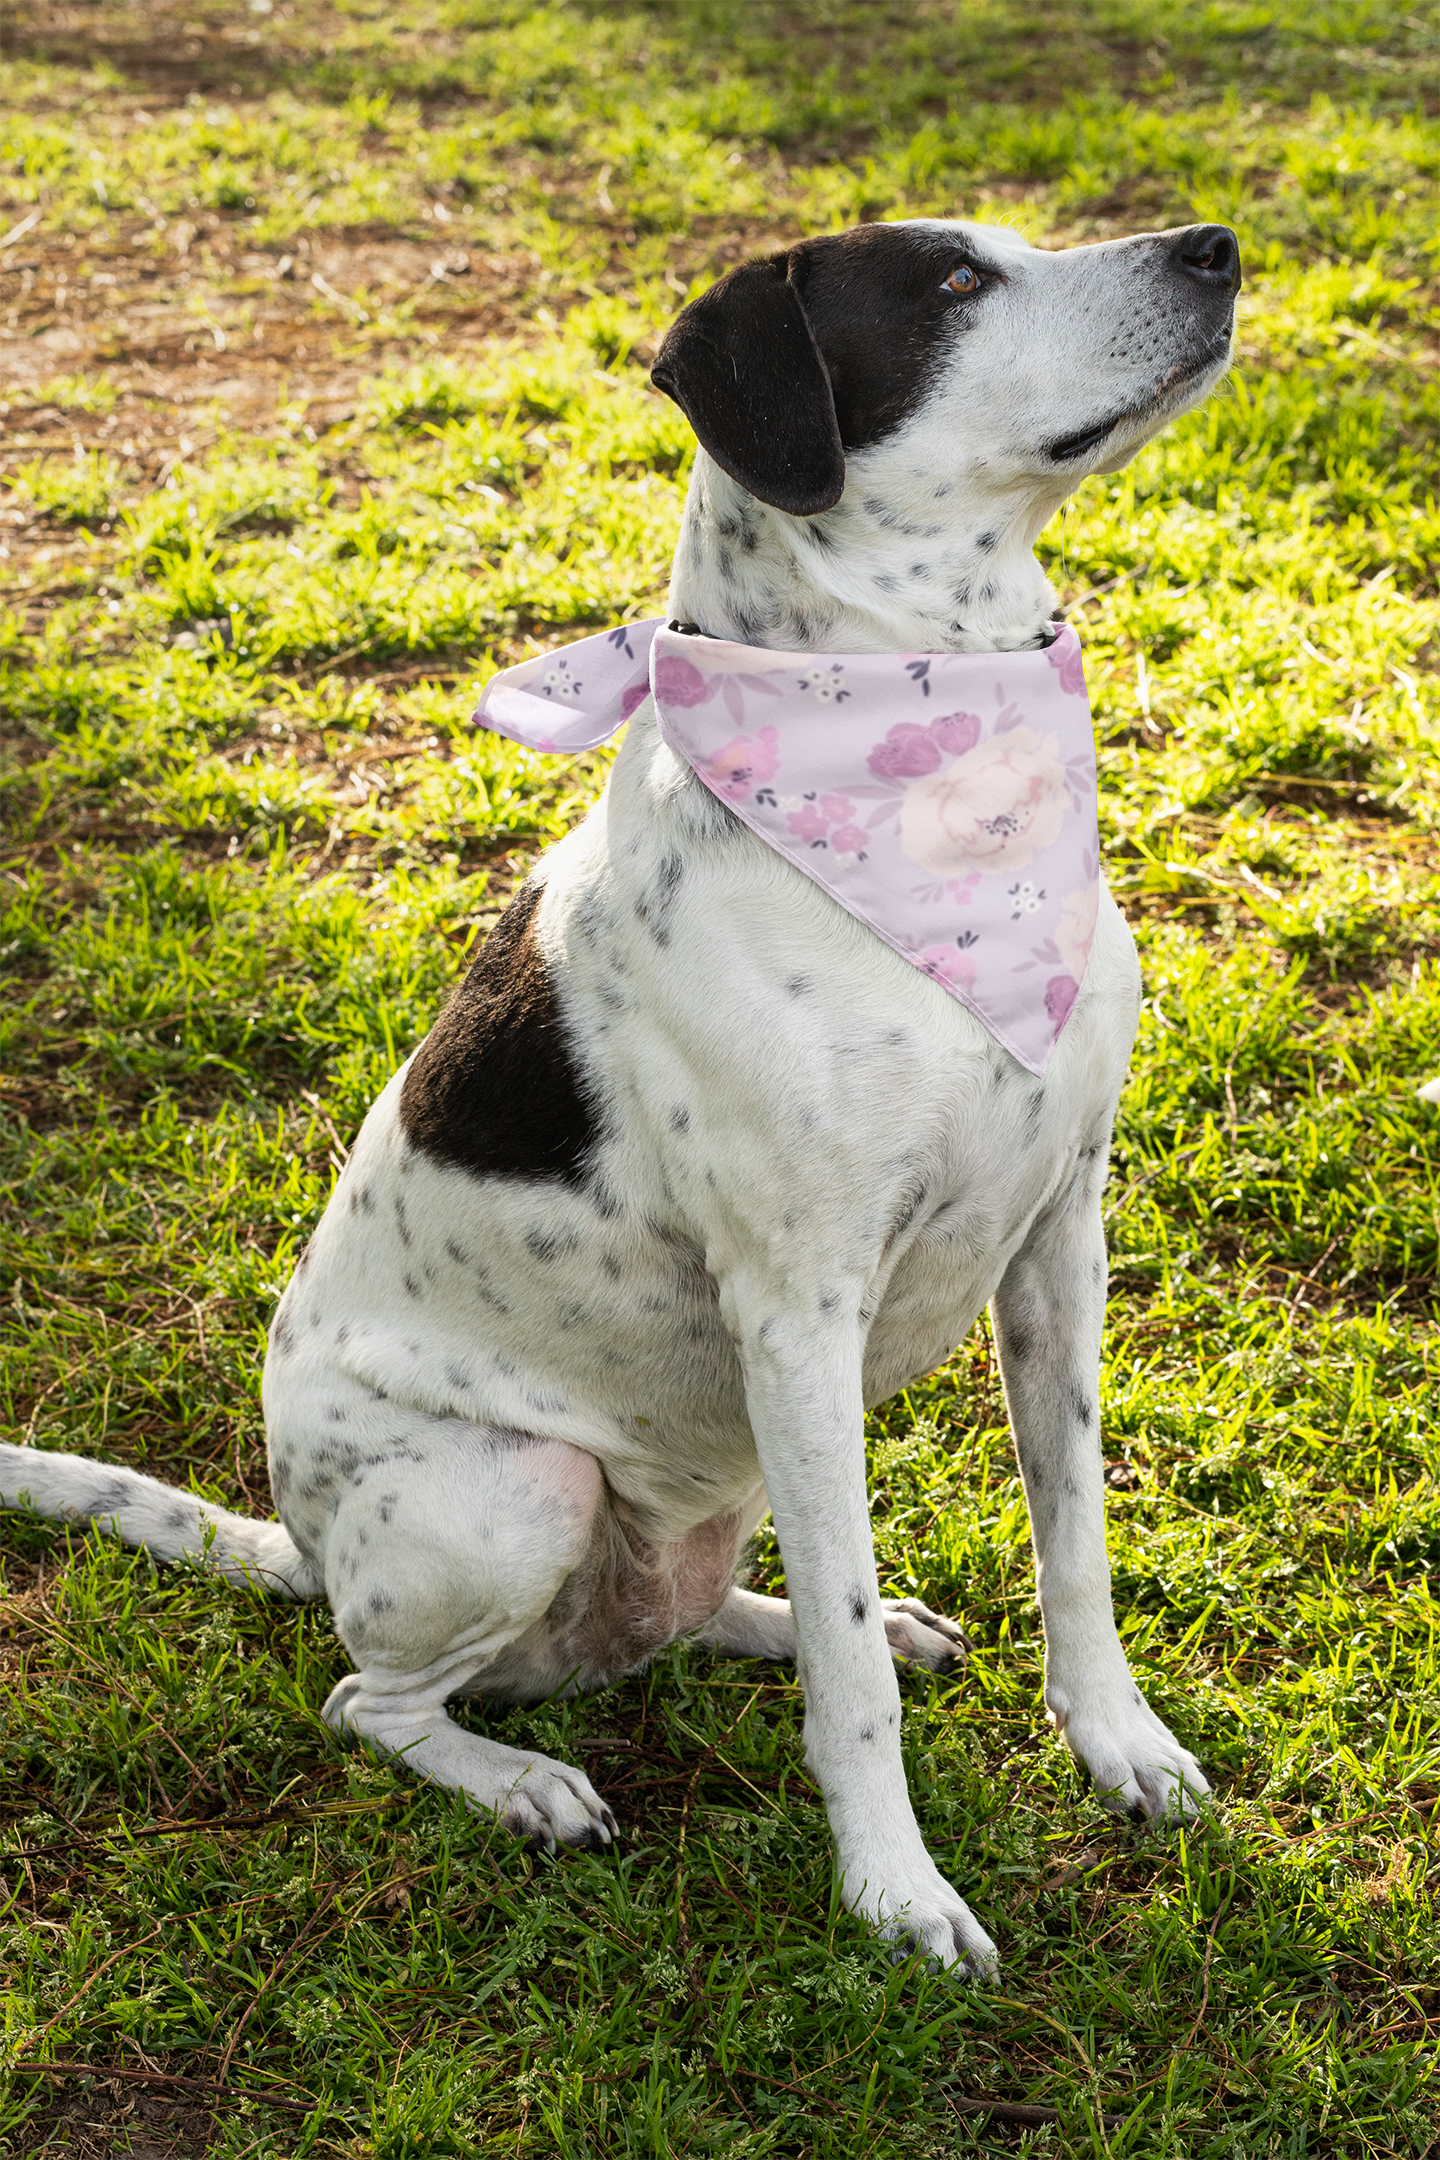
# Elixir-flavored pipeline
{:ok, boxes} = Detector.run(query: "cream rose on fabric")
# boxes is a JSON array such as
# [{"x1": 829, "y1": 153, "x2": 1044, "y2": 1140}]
[
  {"x1": 898, "y1": 728, "x2": 1066, "y2": 876},
  {"x1": 1055, "y1": 882, "x2": 1100, "y2": 981}
]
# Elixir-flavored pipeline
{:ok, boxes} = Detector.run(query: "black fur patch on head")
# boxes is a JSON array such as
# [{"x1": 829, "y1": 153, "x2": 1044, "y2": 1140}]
[
  {"x1": 400, "y1": 881, "x2": 599, "y2": 1185},
  {"x1": 652, "y1": 223, "x2": 996, "y2": 513},
  {"x1": 652, "y1": 255, "x2": 845, "y2": 515}
]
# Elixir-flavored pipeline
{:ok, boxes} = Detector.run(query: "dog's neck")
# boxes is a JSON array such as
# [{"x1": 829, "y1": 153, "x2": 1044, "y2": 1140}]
[{"x1": 668, "y1": 449, "x2": 1065, "y2": 655}]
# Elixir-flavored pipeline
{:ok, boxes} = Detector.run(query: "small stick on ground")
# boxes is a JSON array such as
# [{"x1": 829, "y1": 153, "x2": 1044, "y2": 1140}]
[
  {"x1": 9, "y1": 2058, "x2": 317, "y2": 2116},
  {"x1": 947, "y1": 2091, "x2": 1130, "y2": 2131}
]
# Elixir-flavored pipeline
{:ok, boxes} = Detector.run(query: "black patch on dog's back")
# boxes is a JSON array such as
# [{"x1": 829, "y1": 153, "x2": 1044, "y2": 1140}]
[{"x1": 400, "y1": 883, "x2": 598, "y2": 1184}]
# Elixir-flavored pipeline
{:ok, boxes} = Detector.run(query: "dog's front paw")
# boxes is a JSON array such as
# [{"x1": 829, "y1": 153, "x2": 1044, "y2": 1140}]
[
  {"x1": 1047, "y1": 1677, "x2": 1209, "y2": 1821},
  {"x1": 881, "y1": 1597, "x2": 971, "y2": 1672},
  {"x1": 844, "y1": 1854, "x2": 998, "y2": 1976}
]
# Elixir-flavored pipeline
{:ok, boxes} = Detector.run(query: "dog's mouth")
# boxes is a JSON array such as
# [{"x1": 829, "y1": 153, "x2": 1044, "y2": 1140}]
[
  {"x1": 1043, "y1": 330, "x2": 1234, "y2": 465},
  {"x1": 1046, "y1": 418, "x2": 1120, "y2": 463}
]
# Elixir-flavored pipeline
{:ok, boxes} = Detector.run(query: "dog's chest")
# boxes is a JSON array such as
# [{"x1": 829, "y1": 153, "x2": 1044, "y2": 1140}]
[{"x1": 552, "y1": 712, "x2": 1136, "y2": 1216}]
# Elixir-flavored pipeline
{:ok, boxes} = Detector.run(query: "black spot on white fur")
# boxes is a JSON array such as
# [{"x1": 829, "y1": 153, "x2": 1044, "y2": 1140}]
[{"x1": 400, "y1": 881, "x2": 599, "y2": 1186}]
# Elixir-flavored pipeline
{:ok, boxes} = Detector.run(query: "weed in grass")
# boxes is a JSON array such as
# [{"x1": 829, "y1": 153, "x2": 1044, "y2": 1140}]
[{"x1": 1, "y1": 0, "x2": 1439, "y2": 2153}]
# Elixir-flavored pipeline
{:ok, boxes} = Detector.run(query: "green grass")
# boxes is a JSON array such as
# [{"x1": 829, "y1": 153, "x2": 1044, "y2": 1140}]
[{"x1": 2, "y1": 0, "x2": 1439, "y2": 2153}]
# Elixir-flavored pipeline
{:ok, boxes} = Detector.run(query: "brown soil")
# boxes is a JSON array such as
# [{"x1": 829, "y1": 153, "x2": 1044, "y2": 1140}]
[{"x1": 10, "y1": 2074, "x2": 216, "y2": 2158}]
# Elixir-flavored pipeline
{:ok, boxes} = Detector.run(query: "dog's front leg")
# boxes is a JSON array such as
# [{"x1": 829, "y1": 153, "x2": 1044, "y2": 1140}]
[
  {"x1": 992, "y1": 1165, "x2": 1210, "y2": 1820},
  {"x1": 727, "y1": 1282, "x2": 997, "y2": 1973}
]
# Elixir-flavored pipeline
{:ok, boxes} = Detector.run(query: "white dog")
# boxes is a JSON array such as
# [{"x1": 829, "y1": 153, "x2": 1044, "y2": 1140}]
[{"x1": 1, "y1": 215, "x2": 1242, "y2": 1973}]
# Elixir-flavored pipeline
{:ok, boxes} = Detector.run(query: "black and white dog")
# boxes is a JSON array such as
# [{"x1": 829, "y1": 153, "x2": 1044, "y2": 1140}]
[{"x1": 1, "y1": 216, "x2": 1241, "y2": 1972}]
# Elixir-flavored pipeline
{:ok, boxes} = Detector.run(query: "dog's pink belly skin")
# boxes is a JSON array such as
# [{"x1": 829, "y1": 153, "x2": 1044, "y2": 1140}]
[
  {"x1": 547, "y1": 1494, "x2": 761, "y2": 1687},
  {"x1": 427, "y1": 1485, "x2": 767, "y2": 1703}
]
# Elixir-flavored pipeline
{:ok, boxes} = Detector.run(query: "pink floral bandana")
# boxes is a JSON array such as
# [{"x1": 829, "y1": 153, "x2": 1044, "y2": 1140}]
[{"x1": 473, "y1": 620, "x2": 1099, "y2": 1076}]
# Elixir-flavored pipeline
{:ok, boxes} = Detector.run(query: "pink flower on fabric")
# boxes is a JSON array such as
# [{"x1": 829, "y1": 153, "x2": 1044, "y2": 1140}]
[
  {"x1": 919, "y1": 942, "x2": 978, "y2": 991},
  {"x1": 653, "y1": 654, "x2": 711, "y2": 707},
  {"x1": 1055, "y1": 883, "x2": 1099, "y2": 982},
  {"x1": 867, "y1": 711, "x2": 981, "y2": 777},
  {"x1": 830, "y1": 824, "x2": 868, "y2": 855},
  {"x1": 898, "y1": 727, "x2": 1066, "y2": 876},
  {"x1": 820, "y1": 793, "x2": 855, "y2": 823},
  {"x1": 867, "y1": 722, "x2": 941, "y2": 778},
  {"x1": 699, "y1": 725, "x2": 779, "y2": 801},
  {"x1": 787, "y1": 801, "x2": 830, "y2": 844},
  {"x1": 931, "y1": 711, "x2": 981, "y2": 756},
  {"x1": 620, "y1": 682, "x2": 652, "y2": 721},
  {"x1": 1047, "y1": 634, "x2": 1086, "y2": 697},
  {"x1": 1045, "y1": 974, "x2": 1079, "y2": 1031}
]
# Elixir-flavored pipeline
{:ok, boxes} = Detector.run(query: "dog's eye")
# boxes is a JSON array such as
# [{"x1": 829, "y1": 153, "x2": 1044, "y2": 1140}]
[{"x1": 943, "y1": 263, "x2": 981, "y2": 295}]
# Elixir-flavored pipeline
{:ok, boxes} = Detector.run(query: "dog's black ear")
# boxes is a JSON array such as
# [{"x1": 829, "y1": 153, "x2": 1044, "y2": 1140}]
[{"x1": 651, "y1": 254, "x2": 845, "y2": 517}]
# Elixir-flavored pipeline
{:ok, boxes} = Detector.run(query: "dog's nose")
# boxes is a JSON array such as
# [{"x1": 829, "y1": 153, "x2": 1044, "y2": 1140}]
[{"x1": 1169, "y1": 224, "x2": 1242, "y2": 295}]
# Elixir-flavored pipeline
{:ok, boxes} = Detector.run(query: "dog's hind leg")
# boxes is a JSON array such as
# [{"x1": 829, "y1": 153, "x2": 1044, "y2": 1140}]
[
  {"x1": 699, "y1": 1586, "x2": 970, "y2": 1671},
  {"x1": 317, "y1": 1420, "x2": 618, "y2": 1851}
]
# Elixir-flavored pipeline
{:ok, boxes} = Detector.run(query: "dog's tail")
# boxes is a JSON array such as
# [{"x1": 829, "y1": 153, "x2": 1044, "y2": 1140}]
[{"x1": 0, "y1": 1443, "x2": 323, "y2": 1601}]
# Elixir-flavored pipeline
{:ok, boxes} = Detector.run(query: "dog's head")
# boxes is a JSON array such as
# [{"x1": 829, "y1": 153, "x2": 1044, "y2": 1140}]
[{"x1": 652, "y1": 218, "x2": 1241, "y2": 519}]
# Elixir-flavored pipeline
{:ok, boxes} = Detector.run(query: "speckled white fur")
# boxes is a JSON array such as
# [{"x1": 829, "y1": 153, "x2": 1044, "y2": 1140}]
[{"x1": 0, "y1": 217, "x2": 1234, "y2": 1974}]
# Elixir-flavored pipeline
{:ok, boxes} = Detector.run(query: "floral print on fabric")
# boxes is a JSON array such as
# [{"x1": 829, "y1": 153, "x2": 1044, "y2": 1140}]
[
  {"x1": 471, "y1": 618, "x2": 1101, "y2": 1077},
  {"x1": 699, "y1": 728, "x2": 780, "y2": 802},
  {"x1": 867, "y1": 711, "x2": 980, "y2": 778},
  {"x1": 897, "y1": 729, "x2": 1067, "y2": 877},
  {"x1": 1047, "y1": 633, "x2": 1087, "y2": 699}
]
